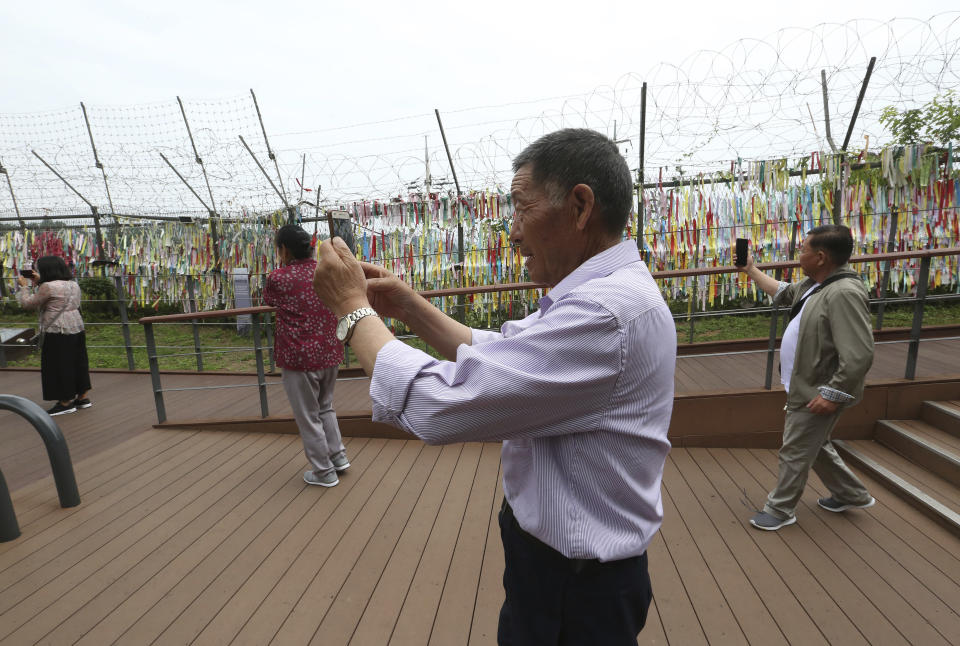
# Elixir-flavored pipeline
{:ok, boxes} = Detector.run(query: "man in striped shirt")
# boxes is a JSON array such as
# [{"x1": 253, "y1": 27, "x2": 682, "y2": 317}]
[{"x1": 313, "y1": 128, "x2": 676, "y2": 645}]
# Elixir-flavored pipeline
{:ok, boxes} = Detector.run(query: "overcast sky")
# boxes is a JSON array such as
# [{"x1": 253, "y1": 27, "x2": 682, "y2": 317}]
[
  {"x1": 2, "y1": 0, "x2": 955, "y2": 130},
  {"x1": 1, "y1": 1, "x2": 957, "y2": 208}
]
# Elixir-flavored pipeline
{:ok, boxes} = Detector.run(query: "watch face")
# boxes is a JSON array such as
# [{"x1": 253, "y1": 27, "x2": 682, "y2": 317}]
[{"x1": 336, "y1": 316, "x2": 350, "y2": 342}]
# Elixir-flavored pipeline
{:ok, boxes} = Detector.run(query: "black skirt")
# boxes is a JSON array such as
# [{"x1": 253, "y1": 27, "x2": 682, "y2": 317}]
[{"x1": 40, "y1": 331, "x2": 92, "y2": 402}]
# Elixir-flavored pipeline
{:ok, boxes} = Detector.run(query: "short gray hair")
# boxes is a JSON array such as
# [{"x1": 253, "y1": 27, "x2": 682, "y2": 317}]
[{"x1": 512, "y1": 128, "x2": 633, "y2": 236}]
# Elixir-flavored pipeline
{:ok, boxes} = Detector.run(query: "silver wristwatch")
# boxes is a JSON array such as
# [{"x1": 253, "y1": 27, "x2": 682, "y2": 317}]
[{"x1": 336, "y1": 307, "x2": 378, "y2": 344}]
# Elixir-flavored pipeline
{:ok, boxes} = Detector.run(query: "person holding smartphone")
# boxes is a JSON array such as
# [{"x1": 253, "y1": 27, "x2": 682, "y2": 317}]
[
  {"x1": 263, "y1": 224, "x2": 349, "y2": 487},
  {"x1": 16, "y1": 256, "x2": 92, "y2": 416}
]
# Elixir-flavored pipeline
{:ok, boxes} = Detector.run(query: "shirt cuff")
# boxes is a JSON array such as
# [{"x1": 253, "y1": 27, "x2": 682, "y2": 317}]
[
  {"x1": 817, "y1": 385, "x2": 854, "y2": 403},
  {"x1": 369, "y1": 339, "x2": 436, "y2": 427},
  {"x1": 774, "y1": 282, "x2": 789, "y2": 300},
  {"x1": 470, "y1": 328, "x2": 503, "y2": 345}
]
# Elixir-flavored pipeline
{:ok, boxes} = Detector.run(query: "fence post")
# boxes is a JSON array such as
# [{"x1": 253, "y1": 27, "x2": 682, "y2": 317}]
[
  {"x1": 762, "y1": 268, "x2": 785, "y2": 390},
  {"x1": 875, "y1": 207, "x2": 899, "y2": 330},
  {"x1": 187, "y1": 276, "x2": 204, "y2": 372},
  {"x1": 904, "y1": 255, "x2": 930, "y2": 380},
  {"x1": 251, "y1": 313, "x2": 269, "y2": 418},
  {"x1": 114, "y1": 276, "x2": 136, "y2": 371},
  {"x1": 144, "y1": 322, "x2": 167, "y2": 423},
  {"x1": 264, "y1": 311, "x2": 275, "y2": 373}
]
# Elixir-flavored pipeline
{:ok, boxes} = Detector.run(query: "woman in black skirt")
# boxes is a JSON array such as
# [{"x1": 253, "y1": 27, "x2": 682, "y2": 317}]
[{"x1": 16, "y1": 255, "x2": 92, "y2": 416}]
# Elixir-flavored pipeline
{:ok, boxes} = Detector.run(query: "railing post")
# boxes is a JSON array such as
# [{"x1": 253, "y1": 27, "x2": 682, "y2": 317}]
[
  {"x1": 0, "y1": 394, "x2": 81, "y2": 508},
  {"x1": 114, "y1": 276, "x2": 136, "y2": 371},
  {"x1": 187, "y1": 276, "x2": 204, "y2": 372},
  {"x1": 763, "y1": 268, "x2": 784, "y2": 390},
  {"x1": 0, "y1": 469, "x2": 20, "y2": 542},
  {"x1": 904, "y1": 255, "x2": 930, "y2": 380},
  {"x1": 264, "y1": 311, "x2": 275, "y2": 373},
  {"x1": 875, "y1": 207, "x2": 899, "y2": 330},
  {"x1": 251, "y1": 313, "x2": 269, "y2": 418},
  {"x1": 144, "y1": 322, "x2": 167, "y2": 423}
]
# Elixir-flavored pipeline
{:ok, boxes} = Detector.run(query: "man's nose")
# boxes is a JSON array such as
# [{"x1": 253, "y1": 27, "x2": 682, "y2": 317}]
[{"x1": 508, "y1": 218, "x2": 521, "y2": 243}]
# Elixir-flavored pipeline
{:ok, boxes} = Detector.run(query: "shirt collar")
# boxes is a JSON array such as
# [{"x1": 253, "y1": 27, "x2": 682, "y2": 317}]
[
  {"x1": 285, "y1": 257, "x2": 315, "y2": 268},
  {"x1": 538, "y1": 240, "x2": 642, "y2": 314}
]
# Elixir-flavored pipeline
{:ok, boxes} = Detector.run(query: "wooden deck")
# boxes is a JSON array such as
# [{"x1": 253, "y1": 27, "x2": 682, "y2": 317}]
[
  {"x1": 3, "y1": 429, "x2": 960, "y2": 645},
  {"x1": 2, "y1": 337, "x2": 960, "y2": 645}
]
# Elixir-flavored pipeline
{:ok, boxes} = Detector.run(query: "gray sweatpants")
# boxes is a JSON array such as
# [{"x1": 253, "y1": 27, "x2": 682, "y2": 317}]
[
  {"x1": 281, "y1": 366, "x2": 345, "y2": 477},
  {"x1": 764, "y1": 407, "x2": 872, "y2": 520}
]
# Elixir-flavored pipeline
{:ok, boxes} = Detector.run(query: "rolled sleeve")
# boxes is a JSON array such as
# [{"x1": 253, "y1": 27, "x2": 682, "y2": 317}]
[
  {"x1": 370, "y1": 339, "x2": 439, "y2": 428},
  {"x1": 772, "y1": 281, "x2": 793, "y2": 306},
  {"x1": 471, "y1": 328, "x2": 503, "y2": 345},
  {"x1": 817, "y1": 385, "x2": 855, "y2": 403}
]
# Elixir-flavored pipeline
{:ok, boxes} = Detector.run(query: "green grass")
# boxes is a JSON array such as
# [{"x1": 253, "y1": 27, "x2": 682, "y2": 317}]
[
  {"x1": 677, "y1": 298, "x2": 960, "y2": 344},
  {"x1": 4, "y1": 299, "x2": 959, "y2": 371}
]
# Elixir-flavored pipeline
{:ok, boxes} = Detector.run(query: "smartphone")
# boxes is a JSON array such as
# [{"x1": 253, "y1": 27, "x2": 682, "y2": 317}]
[
  {"x1": 19, "y1": 269, "x2": 35, "y2": 278},
  {"x1": 735, "y1": 238, "x2": 749, "y2": 267}
]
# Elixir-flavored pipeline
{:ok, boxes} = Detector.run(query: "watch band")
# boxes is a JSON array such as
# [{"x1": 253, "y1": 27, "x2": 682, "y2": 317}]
[{"x1": 340, "y1": 307, "x2": 378, "y2": 344}]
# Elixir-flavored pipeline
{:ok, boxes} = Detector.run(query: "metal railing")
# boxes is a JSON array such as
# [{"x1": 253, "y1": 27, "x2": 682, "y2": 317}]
[
  {"x1": 129, "y1": 246, "x2": 960, "y2": 425},
  {"x1": 138, "y1": 306, "x2": 278, "y2": 423},
  {"x1": 0, "y1": 394, "x2": 81, "y2": 542}
]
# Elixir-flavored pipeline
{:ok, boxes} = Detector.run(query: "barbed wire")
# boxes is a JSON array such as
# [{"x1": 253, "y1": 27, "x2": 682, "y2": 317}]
[{"x1": 1, "y1": 13, "x2": 958, "y2": 218}]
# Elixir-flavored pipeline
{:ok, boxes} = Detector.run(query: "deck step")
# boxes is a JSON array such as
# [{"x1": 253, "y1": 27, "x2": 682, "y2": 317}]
[
  {"x1": 874, "y1": 419, "x2": 960, "y2": 486},
  {"x1": 834, "y1": 439, "x2": 960, "y2": 538},
  {"x1": 921, "y1": 400, "x2": 960, "y2": 439}
]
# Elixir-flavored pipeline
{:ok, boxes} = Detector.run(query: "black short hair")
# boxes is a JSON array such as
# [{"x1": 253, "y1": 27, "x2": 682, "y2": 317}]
[
  {"x1": 35, "y1": 255, "x2": 73, "y2": 284},
  {"x1": 512, "y1": 128, "x2": 633, "y2": 236},
  {"x1": 807, "y1": 224, "x2": 854, "y2": 266},
  {"x1": 275, "y1": 224, "x2": 313, "y2": 259}
]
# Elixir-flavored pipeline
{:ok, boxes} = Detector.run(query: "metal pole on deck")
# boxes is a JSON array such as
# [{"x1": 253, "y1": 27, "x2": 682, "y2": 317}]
[
  {"x1": 251, "y1": 313, "x2": 269, "y2": 417},
  {"x1": 875, "y1": 207, "x2": 899, "y2": 330},
  {"x1": 144, "y1": 323, "x2": 167, "y2": 423},
  {"x1": 187, "y1": 276, "x2": 204, "y2": 372},
  {"x1": 904, "y1": 256, "x2": 930, "y2": 380},
  {"x1": 114, "y1": 276, "x2": 136, "y2": 370}
]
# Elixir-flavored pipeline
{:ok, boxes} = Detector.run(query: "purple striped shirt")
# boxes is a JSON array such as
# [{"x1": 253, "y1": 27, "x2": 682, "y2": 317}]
[{"x1": 370, "y1": 240, "x2": 676, "y2": 560}]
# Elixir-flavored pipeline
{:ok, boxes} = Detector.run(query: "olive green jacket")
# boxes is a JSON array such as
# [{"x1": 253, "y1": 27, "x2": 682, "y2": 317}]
[{"x1": 774, "y1": 265, "x2": 875, "y2": 410}]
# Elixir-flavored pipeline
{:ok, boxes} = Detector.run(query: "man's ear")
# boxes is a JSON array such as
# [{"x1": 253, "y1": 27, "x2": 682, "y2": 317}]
[{"x1": 570, "y1": 183, "x2": 596, "y2": 231}]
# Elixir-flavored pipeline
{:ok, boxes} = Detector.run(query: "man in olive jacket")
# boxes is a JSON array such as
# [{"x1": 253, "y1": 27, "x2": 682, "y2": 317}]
[{"x1": 739, "y1": 224, "x2": 876, "y2": 530}]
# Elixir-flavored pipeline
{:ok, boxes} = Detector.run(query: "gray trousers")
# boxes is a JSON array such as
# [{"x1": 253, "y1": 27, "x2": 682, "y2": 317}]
[
  {"x1": 764, "y1": 407, "x2": 872, "y2": 520},
  {"x1": 281, "y1": 366, "x2": 345, "y2": 477}
]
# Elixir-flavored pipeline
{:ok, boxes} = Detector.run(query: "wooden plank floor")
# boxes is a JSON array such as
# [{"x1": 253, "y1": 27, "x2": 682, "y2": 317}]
[
  {"x1": 4, "y1": 337, "x2": 959, "y2": 489},
  {"x1": 3, "y1": 428, "x2": 959, "y2": 645}
]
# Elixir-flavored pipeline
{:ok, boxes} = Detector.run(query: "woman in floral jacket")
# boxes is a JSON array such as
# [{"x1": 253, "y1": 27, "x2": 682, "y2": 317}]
[{"x1": 264, "y1": 225, "x2": 349, "y2": 488}]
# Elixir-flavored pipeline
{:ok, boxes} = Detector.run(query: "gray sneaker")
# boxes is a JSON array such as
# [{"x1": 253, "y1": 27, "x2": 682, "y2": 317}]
[
  {"x1": 303, "y1": 470, "x2": 339, "y2": 487},
  {"x1": 749, "y1": 511, "x2": 796, "y2": 531},
  {"x1": 818, "y1": 496, "x2": 875, "y2": 512},
  {"x1": 331, "y1": 451, "x2": 350, "y2": 473}
]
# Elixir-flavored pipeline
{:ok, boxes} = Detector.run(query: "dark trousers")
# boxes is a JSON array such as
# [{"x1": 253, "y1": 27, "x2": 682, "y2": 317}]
[
  {"x1": 497, "y1": 501, "x2": 652, "y2": 646},
  {"x1": 40, "y1": 331, "x2": 91, "y2": 402}
]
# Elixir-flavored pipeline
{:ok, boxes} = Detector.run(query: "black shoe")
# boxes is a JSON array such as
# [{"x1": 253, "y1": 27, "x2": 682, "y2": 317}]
[
  {"x1": 73, "y1": 398, "x2": 92, "y2": 409},
  {"x1": 47, "y1": 402, "x2": 77, "y2": 416}
]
